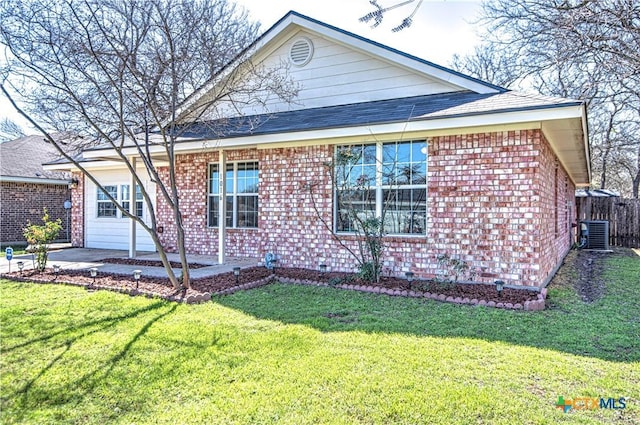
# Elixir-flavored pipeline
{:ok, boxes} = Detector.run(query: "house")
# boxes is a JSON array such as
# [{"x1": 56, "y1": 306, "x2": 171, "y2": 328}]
[
  {"x1": 0, "y1": 135, "x2": 71, "y2": 244},
  {"x1": 45, "y1": 11, "x2": 590, "y2": 288}
]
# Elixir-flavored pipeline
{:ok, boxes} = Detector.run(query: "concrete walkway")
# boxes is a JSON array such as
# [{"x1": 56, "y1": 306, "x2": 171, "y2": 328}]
[{"x1": 1, "y1": 247, "x2": 260, "y2": 278}]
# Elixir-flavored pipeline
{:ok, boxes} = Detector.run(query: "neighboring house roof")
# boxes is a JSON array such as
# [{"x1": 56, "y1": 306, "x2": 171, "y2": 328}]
[
  {"x1": 575, "y1": 189, "x2": 619, "y2": 197},
  {"x1": 0, "y1": 135, "x2": 70, "y2": 184}
]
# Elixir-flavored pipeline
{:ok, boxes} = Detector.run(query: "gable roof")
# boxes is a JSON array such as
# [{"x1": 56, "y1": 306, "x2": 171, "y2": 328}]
[
  {"x1": 0, "y1": 135, "x2": 70, "y2": 184},
  {"x1": 47, "y1": 11, "x2": 590, "y2": 187},
  {"x1": 174, "y1": 10, "x2": 505, "y2": 122}
]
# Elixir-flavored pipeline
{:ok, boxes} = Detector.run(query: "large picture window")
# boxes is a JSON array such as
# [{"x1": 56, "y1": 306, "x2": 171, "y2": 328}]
[
  {"x1": 336, "y1": 141, "x2": 427, "y2": 235},
  {"x1": 208, "y1": 162, "x2": 259, "y2": 228}
]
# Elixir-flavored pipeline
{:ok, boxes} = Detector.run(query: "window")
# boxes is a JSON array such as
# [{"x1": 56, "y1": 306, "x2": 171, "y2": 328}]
[
  {"x1": 208, "y1": 162, "x2": 258, "y2": 228},
  {"x1": 97, "y1": 185, "x2": 143, "y2": 218},
  {"x1": 336, "y1": 141, "x2": 427, "y2": 235},
  {"x1": 97, "y1": 185, "x2": 118, "y2": 217},
  {"x1": 121, "y1": 185, "x2": 144, "y2": 218}
]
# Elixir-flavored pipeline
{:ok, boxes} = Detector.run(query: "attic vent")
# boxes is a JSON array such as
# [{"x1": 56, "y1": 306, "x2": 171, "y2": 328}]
[
  {"x1": 289, "y1": 37, "x2": 313, "y2": 66},
  {"x1": 582, "y1": 220, "x2": 610, "y2": 250}
]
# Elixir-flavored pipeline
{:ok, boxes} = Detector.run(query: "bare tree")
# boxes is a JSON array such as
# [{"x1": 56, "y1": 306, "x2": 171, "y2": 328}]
[
  {"x1": 0, "y1": 0, "x2": 297, "y2": 289},
  {"x1": 360, "y1": 0, "x2": 425, "y2": 32},
  {"x1": 0, "y1": 117, "x2": 25, "y2": 142},
  {"x1": 453, "y1": 0, "x2": 640, "y2": 198}
]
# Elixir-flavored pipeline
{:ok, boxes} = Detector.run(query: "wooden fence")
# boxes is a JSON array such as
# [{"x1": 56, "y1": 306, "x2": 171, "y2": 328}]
[{"x1": 576, "y1": 197, "x2": 640, "y2": 248}]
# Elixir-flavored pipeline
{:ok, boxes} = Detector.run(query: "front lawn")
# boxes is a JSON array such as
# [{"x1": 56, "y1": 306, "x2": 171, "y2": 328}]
[{"x1": 1, "y1": 253, "x2": 638, "y2": 424}]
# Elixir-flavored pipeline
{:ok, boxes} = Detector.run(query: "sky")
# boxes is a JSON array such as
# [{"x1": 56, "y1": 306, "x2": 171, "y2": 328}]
[{"x1": 0, "y1": 0, "x2": 484, "y2": 133}]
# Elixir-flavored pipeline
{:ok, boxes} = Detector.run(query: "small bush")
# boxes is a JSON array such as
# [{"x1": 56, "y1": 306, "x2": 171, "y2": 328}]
[{"x1": 23, "y1": 209, "x2": 62, "y2": 272}]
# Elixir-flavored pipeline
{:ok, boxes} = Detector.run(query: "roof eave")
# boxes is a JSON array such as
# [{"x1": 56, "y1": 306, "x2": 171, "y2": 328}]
[{"x1": 0, "y1": 175, "x2": 70, "y2": 185}]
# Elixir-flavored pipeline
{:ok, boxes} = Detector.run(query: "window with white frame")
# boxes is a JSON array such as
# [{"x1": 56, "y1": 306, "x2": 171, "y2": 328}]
[
  {"x1": 121, "y1": 184, "x2": 144, "y2": 218},
  {"x1": 97, "y1": 185, "x2": 118, "y2": 218},
  {"x1": 97, "y1": 185, "x2": 143, "y2": 218},
  {"x1": 208, "y1": 162, "x2": 258, "y2": 228},
  {"x1": 335, "y1": 140, "x2": 427, "y2": 235}
]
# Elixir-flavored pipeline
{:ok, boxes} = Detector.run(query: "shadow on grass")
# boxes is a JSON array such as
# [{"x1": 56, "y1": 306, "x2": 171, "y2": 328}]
[
  {"x1": 215, "y1": 259, "x2": 640, "y2": 364},
  {"x1": 1, "y1": 301, "x2": 168, "y2": 354},
  {"x1": 7, "y1": 302, "x2": 177, "y2": 420}
]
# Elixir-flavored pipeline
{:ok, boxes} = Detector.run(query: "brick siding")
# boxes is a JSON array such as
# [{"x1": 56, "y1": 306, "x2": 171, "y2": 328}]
[
  {"x1": 150, "y1": 129, "x2": 574, "y2": 287},
  {"x1": 0, "y1": 181, "x2": 71, "y2": 244},
  {"x1": 70, "y1": 172, "x2": 84, "y2": 247}
]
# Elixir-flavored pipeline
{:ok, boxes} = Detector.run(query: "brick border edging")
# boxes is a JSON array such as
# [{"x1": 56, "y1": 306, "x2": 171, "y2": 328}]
[
  {"x1": 2, "y1": 273, "x2": 547, "y2": 310},
  {"x1": 213, "y1": 276, "x2": 546, "y2": 311},
  {"x1": 0, "y1": 273, "x2": 214, "y2": 304}
]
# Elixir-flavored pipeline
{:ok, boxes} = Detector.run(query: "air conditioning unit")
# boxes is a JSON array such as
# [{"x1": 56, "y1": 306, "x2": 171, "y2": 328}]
[{"x1": 581, "y1": 220, "x2": 610, "y2": 250}]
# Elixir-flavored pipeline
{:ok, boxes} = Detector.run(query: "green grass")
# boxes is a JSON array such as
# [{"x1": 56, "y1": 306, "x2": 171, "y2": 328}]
[{"x1": 1, "y1": 254, "x2": 638, "y2": 424}]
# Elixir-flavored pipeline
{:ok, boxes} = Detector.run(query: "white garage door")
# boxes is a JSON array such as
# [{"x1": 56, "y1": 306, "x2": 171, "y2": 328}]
[{"x1": 85, "y1": 169, "x2": 156, "y2": 251}]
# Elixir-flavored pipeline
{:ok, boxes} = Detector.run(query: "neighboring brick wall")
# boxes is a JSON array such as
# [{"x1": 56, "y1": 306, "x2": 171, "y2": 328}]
[
  {"x1": 155, "y1": 129, "x2": 574, "y2": 288},
  {"x1": 70, "y1": 172, "x2": 84, "y2": 247},
  {"x1": 0, "y1": 181, "x2": 71, "y2": 244}
]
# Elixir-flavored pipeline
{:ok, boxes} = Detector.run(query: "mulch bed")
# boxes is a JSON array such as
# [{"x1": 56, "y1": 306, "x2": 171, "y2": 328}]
[
  {"x1": 100, "y1": 258, "x2": 210, "y2": 269},
  {"x1": 273, "y1": 268, "x2": 537, "y2": 305},
  {"x1": 2, "y1": 266, "x2": 542, "y2": 309}
]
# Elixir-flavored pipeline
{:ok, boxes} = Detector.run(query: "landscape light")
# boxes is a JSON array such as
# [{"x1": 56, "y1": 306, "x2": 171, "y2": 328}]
[
  {"x1": 405, "y1": 271, "x2": 414, "y2": 282},
  {"x1": 89, "y1": 268, "x2": 98, "y2": 287},
  {"x1": 133, "y1": 269, "x2": 142, "y2": 289},
  {"x1": 319, "y1": 263, "x2": 327, "y2": 275},
  {"x1": 53, "y1": 264, "x2": 61, "y2": 280},
  {"x1": 17, "y1": 261, "x2": 24, "y2": 275},
  {"x1": 233, "y1": 267, "x2": 241, "y2": 284},
  {"x1": 495, "y1": 280, "x2": 505, "y2": 297}
]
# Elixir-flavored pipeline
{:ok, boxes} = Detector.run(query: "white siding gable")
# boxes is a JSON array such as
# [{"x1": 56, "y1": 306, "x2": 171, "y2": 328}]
[{"x1": 196, "y1": 30, "x2": 464, "y2": 120}]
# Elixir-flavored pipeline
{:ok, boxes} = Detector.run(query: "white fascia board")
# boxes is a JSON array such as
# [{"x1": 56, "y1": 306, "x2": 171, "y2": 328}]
[
  {"x1": 0, "y1": 175, "x2": 70, "y2": 185},
  {"x1": 580, "y1": 104, "x2": 592, "y2": 182},
  {"x1": 43, "y1": 160, "x2": 127, "y2": 172}
]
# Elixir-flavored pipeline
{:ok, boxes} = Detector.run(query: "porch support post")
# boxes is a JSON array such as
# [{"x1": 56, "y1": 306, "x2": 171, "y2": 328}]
[
  {"x1": 128, "y1": 156, "x2": 137, "y2": 258},
  {"x1": 218, "y1": 149, "x2": 226, "y2": 264}
]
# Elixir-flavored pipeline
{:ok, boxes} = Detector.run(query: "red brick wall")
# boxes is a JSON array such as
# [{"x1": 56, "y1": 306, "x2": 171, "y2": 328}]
[
  {"x1": 70, "y1": 172, "x2": 84, "y2": 247},
  {"x1": 156, "y1": 149, "x2": 261, "y2": 257},
  {"x1": 0, "y1": 181, "x2": 71, "y2": 244},
  {"x1": 155, "y1": 129, "x2": 574, "y2": 288},
  {"x1": 536, "y1": 133, "x2": 575, "y2": 285}
]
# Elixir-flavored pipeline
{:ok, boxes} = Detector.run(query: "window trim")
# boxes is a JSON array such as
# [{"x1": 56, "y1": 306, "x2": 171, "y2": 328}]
[
  {"x1": 96, "y1": 184, "x2": 144, "y2": 219},
  {"x1": 334, "y1": 140, "x2": 428, "y2": 236},
  {"x1": 96, "y1": 185, "x2": 118, "y2": 218},
  {"x1": 207, "y1": 161, "x2": 259, "y2": 229},
  {"x1": 121, "y1": 184, "x2": 144, "y2": 219}
]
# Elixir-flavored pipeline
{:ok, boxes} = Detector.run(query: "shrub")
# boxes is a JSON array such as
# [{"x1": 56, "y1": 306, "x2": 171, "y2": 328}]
[{"x1": 23, "y1": 209, "x2": 62, "y2": 272}]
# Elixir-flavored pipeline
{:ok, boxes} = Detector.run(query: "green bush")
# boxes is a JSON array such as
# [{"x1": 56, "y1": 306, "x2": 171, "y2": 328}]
[{"x1": 23, "y1": 209, "x2": 62, "y2": 272}]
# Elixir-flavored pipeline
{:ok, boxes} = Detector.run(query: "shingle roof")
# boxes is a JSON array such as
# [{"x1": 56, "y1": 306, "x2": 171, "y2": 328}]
[
  {"x1": 0, "y1": 135, "x2": 70, "y2": 180},
  {"x1": 170, "y1": 90, "x2": 582, "y2": 140}
]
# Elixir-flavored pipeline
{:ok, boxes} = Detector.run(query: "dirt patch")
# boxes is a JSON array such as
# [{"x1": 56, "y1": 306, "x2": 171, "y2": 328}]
[
  {"x1": 100, "y1": 258, "x2": 210, "y2": 269},
  {"x1": 549, "y1": 248, "x2": 619, "y2": 303}
]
